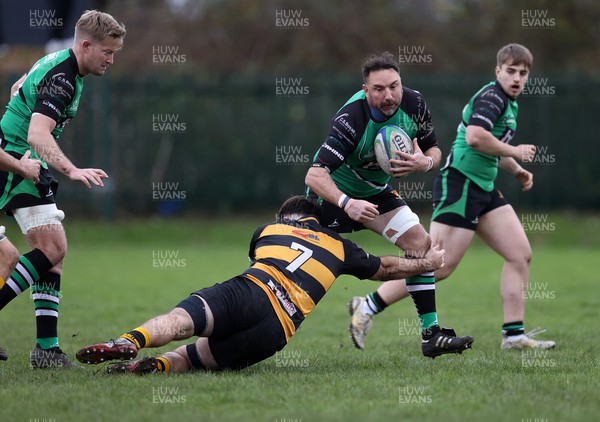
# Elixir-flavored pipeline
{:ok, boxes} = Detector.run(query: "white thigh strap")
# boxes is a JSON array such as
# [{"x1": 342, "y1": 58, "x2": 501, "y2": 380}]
[
  {"x1": 13, "y1": 204, "x2": 65, "y2": 234},
  {"x1": 382, "y1": 206, "x2": 420, "y2": 244}
]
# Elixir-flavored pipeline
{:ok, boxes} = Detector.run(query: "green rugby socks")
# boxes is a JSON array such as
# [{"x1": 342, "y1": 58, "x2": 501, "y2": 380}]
[
  {"x1": 406, "y1": 272, "x2": 439, "y2": 337},
  {"x1": 0, "y1": 249, "x2": 53, "y2": 311},
  {"x1": 361, "y1": 291, "x2": 388, "y2": 316},
  {"x1": 502, "y1": 321, "x2": 525, "y2": 338},
  {"x1": 33, "y1": 272, "x2": 61, "y2": 350}
]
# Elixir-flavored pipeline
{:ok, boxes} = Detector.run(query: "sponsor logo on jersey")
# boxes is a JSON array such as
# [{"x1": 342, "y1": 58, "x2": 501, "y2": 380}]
[
  {"x1": 292, "y1": 230, "x2": 320, "y2": 242},
  {"x1": 360, "y1": 161, "x2": 382, "y2": 171},
  {"x1": 56, "y1": 117, "x2": 73, "y2": 130},
  {"x1": 362, "y1": 146, "x2": 376, "y2": 160},
  {"x1": 267, "y1": 280, "x2": 297, "y2": 317},
  {"x1": 471, "y1": 113, "x2": 493, "y2": 129},
  {"x1": 322, "y1": 143, "x2": 345, "y2": 162},
  {"x1": 42, "y1": 100, "x2": 61, "y2": 117},
  {"x1": 482, "y1": 90, "x2": 504, "y2": 104},
  {"x1": 333, "y1": 113, "x2": 357, "y2": 139},
  {"x1": 54, "y1": 74, "x2": 74, "y2": 91}
]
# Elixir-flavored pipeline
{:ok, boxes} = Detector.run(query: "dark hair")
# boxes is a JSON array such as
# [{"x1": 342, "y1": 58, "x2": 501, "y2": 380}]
[
  {"x1": 497, "y1": 43, "x2": 533, "y2": 69},
  {"x1": 277, "y1": 195, "x2": 321, "y2": 220},
  {"x1": 362, "y1": 51, "x2": 400, "y2": 83}
]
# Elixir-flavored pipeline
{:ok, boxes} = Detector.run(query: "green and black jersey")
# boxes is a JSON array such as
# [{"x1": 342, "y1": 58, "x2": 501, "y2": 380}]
[
  {"x1": 1, "y1": 48, "x2": 83, "y2": 159},
  {"x1": 244, "y1": 216, "x2": 380, "y2": 340},
  {"x1": 0, "y1": 48, "x2": 83, "y2": 210},
  {"x1": 308, "y1": 88, "x2": 438, "y2": 198},
  {"x1": 443, "y1": 80, "x2": 518, "y2": 192}
]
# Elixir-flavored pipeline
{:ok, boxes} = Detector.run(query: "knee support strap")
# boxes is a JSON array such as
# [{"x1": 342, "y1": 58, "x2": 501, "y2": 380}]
[
  {"x1": 175, "y1": 294, "x2": 208, "y2": 336},
  {"x1": 13, "y1": 204, "x2": 65, "y2": 234},
  {"x1": 382, "y1": 206, "x2": 420, "y2": 244},
  {"x1": 185, "y1": 342, "x2": 206, "y2": 371}
]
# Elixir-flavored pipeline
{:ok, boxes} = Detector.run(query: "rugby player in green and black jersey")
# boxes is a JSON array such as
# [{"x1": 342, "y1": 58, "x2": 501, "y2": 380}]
[
  {"x1": 0, "y1": 10, "x2": 126, "y2": 368},
  {"x1": 305, "y1": 52, "x2": 474, "y2": 357},
  {"x1": 74, "y1": 196, "x2": 469, "y2": 374},
  {"x1": 350, "y1": 44, "x2": 555, "y2": 350}
]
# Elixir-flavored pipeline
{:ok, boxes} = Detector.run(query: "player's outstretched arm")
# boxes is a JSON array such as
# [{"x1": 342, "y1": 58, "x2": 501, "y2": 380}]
[
  {"x1": 28, "y1": 113, "x2": 108, "y2": 188},
  {"x1": 370, "y1": 244, "x2": 444, "y2": 281},
  {"x1": 466, "y1": 126, "x2": 536, "y2": 162}
]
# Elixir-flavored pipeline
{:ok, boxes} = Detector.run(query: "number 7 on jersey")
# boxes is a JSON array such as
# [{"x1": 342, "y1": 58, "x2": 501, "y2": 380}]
[{"x1": 285, "y1": 242, "x2": 313, "y2": 273}]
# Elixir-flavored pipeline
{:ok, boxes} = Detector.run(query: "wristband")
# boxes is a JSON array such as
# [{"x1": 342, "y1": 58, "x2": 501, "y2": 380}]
[
  {"x1": 338, "y1": 194, "x2": 351, "y2": 210},
  {"x1": 425, "y1": 156, "x2": 434, "y2": 172}
]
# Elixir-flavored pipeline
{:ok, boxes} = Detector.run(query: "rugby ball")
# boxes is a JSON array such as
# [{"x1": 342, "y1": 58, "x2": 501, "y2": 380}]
[{"x1": 373, "y1": 125, "x2": 414, "y2": 175}]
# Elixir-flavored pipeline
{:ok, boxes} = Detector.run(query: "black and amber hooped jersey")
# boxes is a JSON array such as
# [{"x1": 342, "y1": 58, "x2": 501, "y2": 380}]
[{"x1": 243, "y1": 215, "x2": 380, "y2": 341}]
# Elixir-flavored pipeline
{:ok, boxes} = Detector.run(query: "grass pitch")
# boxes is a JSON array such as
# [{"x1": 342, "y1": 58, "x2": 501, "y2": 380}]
[{"x1": 0, "y1": 215, "x2": 598, "y2": 422}]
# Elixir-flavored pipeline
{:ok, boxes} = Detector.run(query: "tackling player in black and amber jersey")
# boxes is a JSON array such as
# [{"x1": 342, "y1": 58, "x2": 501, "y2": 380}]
[{"x1": 75, "y1": 196, "x2": 473, "y2": 374}]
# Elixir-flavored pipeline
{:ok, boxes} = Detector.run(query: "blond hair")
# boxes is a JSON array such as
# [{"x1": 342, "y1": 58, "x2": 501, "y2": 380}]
[{"x1": 75, "y1": 10, "x2": 126, "y2": 43}]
